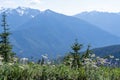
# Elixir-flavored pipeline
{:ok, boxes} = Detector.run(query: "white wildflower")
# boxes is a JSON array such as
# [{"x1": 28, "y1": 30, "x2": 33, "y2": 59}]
[
  {"x1": 8, "y1": 63, "x2": 14, "y2": 65},
  {"x1": 84, "y1": 58, "x2": 90, "y2": 61},
  {"x1": 84, "y1": 61, "x2": 90, "y2": 65},
  {"x1": 92, "y1": 62, "x2": 96, "y2": 65},
  {"x1": 19, "y1": 58, "x2": 28, "y2": 64},
  {"x1": 69, "y1": 58, "x2": 74, "y2": 61},
  {"x1": 115, "y1": 58, "x2": 119, "y2": 61},
  {"x1": 19, "y1": 65, "x2": 24, "y2": 70},
  {"x1": 0, "y1": 55, "x2": 3, "y2": 61},
  {"x1": 96, "y1": 56, "x2": 100, "y2": 59},
  {"x1": 13, "y1": 57, "x2": 18, "y2": 62},
  {"x1": 97, "y1": 58, "x2": 108, "y2": 64},
  {"x1": 0, "y1": 61, "x2": 3, "y2": 66},
  {"x1": 109, "y1": 55, "x2": 114, "y2": 59},
  {"x1": 91, "y1": 54, "x2": 95, "y2": 58},
  {"x1": 92, "y1": 64, "x2": 98, "y2": 68},
  {"x1": 41, "y1": 54, "x2": 48, "y2": 59},
  {"x1": 52, "y1": 65, "x2": 55, "y2": 67},
  {"x1": 0, "y1": 55, "x2": 3, "y2": 66},
  {"x1": 47, "y1": 60, "x2": 51, "y2": 65}
]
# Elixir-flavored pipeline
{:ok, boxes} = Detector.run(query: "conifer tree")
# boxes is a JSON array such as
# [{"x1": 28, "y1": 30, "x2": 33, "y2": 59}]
[
  {"x1": 71, "y1": 39, "x2": 82, "y2": 68},
  {"x1": 0, "y1": 12, "x2": 15, "y2": 62},
  {"x1": 82, "y1": 45, "x2": 92, "y2": 59}
]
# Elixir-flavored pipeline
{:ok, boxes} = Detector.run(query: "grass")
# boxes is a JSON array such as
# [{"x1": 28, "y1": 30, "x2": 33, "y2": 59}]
[{"x1": 0, "y1": 62, "x2": 120, "y2": 80}]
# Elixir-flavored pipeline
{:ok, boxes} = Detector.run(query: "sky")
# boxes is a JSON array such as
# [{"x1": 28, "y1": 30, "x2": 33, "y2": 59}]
[{"x1": 0, "y1": 0, "x2": 120, "y2": 15}]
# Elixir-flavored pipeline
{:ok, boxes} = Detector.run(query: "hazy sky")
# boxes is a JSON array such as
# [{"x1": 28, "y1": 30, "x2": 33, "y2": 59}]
[{"x1": 0, "y1": 0, "x2": 120, "y2": 15}]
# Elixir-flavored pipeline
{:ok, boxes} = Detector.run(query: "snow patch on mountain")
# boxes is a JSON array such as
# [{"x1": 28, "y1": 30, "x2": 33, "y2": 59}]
[
  {"x1": 31, "y1": 15, "x2": 35, "y2": 18},
  {"x1": 16, "y1": 7, "x2": 29, "y2": 16},
  {"x1": 0, "y1": 7, "x2": 41, "y2": 17}
]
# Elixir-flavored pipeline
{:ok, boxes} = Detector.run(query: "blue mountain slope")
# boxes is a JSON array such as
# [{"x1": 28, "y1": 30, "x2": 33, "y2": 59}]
[
  {"x1": 92, "y1": 45, "x2": 120, "y2": 58},
  {"x1": 74, "y1": 11, "x2": 120, "y2": 37},
  {"x1": 0, "y1": 7, "x2": 120, "y2": 59},
  {"x1": 9, "y1": 9, "x2": 120, "y2": 58}
]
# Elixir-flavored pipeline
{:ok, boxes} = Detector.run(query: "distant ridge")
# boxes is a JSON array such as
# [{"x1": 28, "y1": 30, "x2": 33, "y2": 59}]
[
  {"x1": 74, "y1": 11, "x2": 120, "y2": 37},
  {"x1": 93, "y1": 44, "x2": 120, "y2": 58}
]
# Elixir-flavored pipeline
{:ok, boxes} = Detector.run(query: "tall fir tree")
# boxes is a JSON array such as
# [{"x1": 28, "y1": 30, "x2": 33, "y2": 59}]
[
  {"x1": 0, "y1": 12, "x2": 15, "y2": 62},
  {"x1": 71, "y1": 39, "x2": 82, "y2": 68}
]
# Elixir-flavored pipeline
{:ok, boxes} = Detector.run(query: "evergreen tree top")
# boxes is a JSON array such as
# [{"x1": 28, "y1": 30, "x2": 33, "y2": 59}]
[{"x1": 71, "y1": 39, "x2": 82, "y2": 52}]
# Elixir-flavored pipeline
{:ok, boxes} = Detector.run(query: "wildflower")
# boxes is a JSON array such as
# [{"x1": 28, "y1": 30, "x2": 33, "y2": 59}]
[
  {"x1": 0, "y1": 61, "x2": 3, "y2": 66},
  {"x1": 92, "y1": 64, "x2": 98, "y2": 69},
  {"x1": 19, "y1": 65, "x2": 24, "y2": 70},
  {"x1": 69, "y1": 58, "x2": 74, "y2": 61},
  {"x1": 84, "y1": 61, "x2": 90, "y2": 65},
  {"x1": 115, "y1": 58, "x2": 119, "y2": 61},
  {"x1": 97, "y1": 58, "x2": 108, "y2": 65},
  {"x1": 31, "y1": 61, "x2": 35, "y2": 64},
  {"x1": 8, "y1": 63, "x2": 14, "y2": 65},
  {"x1": 96, "y1": 56, "x2": 100, "y2": 59},
  {"x1": 47, "y1": 60, "x2": 51, "y2": 65},
  {"x1": 41, "y1": 54, "x2": 48, "y2": 59},
  {"x1": 109, "y1": 55, "x2": 114, "y2": 59},
  {"x1": 0, "y1": 55, "x2": 3, "y2": 61},
  {"x1": 91, "y1": 54, "x2": 95, "y2": 58},
  {"x1": 84, "y1": 58, "x2": 90, "y2": 61},
  {"x1": 19, "y1": 58, "x2": 28, "y2": 64},
  {"x1": 52, "y1": 65, "x2": 55, "y2": 67},
  {"x1": 13, "y1": 57, "x2": 18, "y2": 62},
  {"x1": 0, "y1": 55, "x2": 3, "y2": 66},
  {"x1": 92, "y1": 62, "x2": 96, "y2": 65}
]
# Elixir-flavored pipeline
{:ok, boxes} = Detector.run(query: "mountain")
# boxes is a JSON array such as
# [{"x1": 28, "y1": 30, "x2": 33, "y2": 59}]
[
  {"x1": 0, "y1": 7, "x2": 40, "y2": 31},
  {"x1": 0, "y1": 7, "x2": 120, "y2": 59},
  {"x1": 92, "y1": 45, "x2": 120, "y2": 58},
  {"x1": 74, "y1": 11, "x2": 120, "y2": 37}
]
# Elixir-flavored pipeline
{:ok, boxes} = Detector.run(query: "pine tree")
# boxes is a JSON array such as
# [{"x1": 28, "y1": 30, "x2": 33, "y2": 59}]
[
  {"x1": 0, "y1": 12, "x2": 15, "y2": 62},
  {"x1": 71, "y1": 39, "x2": 82, "y2": 68},
  {"x1": 82, "y1": 45, "x2": 92, "y2": 59}
]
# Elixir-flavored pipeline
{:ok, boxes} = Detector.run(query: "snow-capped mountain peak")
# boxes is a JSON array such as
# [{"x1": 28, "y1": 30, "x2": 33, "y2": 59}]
[
  {"x1": 0, "y1": 7, "x2": 41, "y2": 18},
  {"x1": 16, "y1": 7, "x2": 34, "y2": 16},
  {"x1": 0, "y1": 7, "x2": 13, "y2": 14}
]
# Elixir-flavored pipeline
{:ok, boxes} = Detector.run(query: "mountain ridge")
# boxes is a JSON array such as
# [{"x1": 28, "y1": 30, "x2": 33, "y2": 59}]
[
  {"x1": 0, "y1": 7, "x2": 120, "y2": 59},
  {"x1": 74, "y1": 11, "x2": 120, "y2": 37},
  {"x1": 92, "y1": 44, "x2": 120, "y2": 58}
]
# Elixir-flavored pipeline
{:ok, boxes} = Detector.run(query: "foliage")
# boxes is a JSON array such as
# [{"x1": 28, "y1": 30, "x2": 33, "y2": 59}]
[
  {"x1": 64, "y1": 39, "x2": 83, "y2": 68},
  {"x1": 82, "y1": 45, "x2": 92, "y2": 59},
  {"x1": 0, "y1": 12, "x2": 15, "y2": 62},
  {"x1": 0, "y1": 62, "x2": 119, "y2": 80}
]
